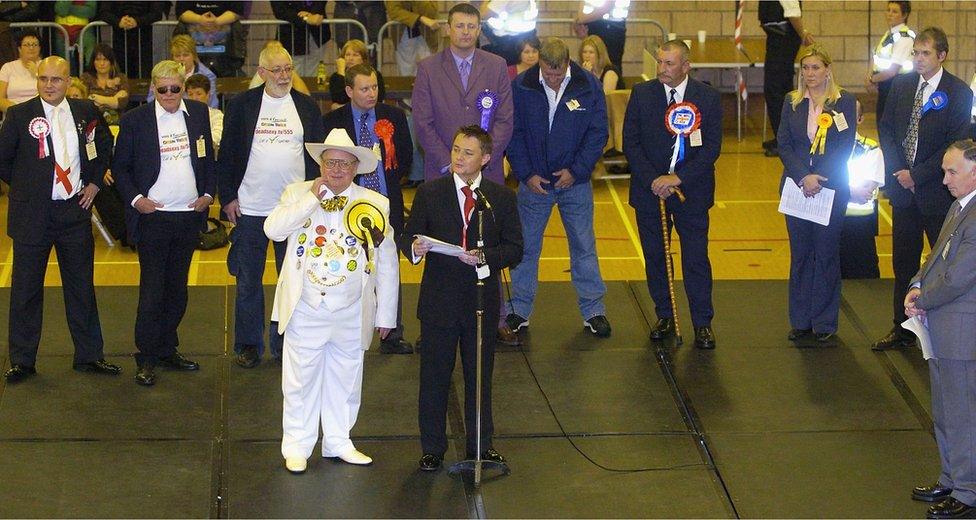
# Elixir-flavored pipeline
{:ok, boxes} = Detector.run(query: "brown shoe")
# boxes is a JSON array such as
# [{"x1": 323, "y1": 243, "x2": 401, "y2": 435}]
[{"x1": 497, "y1": 325, "x2": 521, "y2": 346}]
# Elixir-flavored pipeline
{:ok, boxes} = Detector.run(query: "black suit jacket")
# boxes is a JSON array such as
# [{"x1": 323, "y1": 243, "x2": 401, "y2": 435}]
[
  {"x1": 112, "y1": 100, "x2": 217, "y2": 244},
  {"x1": 216, "y1": 86, "x2": 325, "y2": 207},
  {"x1": 400, "y1": 176, "x2": 523, "y2": 327},
  {"x1": 271, "y1": 1, "x2": 331, "y2": 56},
  {"x1": 879, "y1": 69, "x2": 973, "y2": 215},
  {"x1": 623, "y1": 77, "x2": 723, "y2": 215},
  {"x1": 322, "y1": 102, "x2": 412, "y2": 235},
  {"x1": 0, "y1": 97, "x2": 113, "y2": 243}
]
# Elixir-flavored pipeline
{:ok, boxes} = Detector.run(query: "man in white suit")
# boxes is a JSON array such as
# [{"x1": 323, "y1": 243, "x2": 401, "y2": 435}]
[
  {"x1": 264, "y1": 128, "x2": 398, "y2": 474},
  {"x1": 906, "y1": 139, "x2": 976, "y2": 519}
]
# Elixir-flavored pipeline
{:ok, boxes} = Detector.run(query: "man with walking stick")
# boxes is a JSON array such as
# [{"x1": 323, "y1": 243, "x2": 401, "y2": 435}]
[
  {"x1": 401, "y1": 125, "x2": 523, "y2": 472},
  {"x1": 623, "y1": 40, "x2": 723, "y2": 349}
]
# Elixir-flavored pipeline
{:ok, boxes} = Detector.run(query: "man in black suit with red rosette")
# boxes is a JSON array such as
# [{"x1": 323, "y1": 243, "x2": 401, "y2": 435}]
[
  {"x1": 400, "y1": 125, "x2": 522, "y2": 472},
  {"x1": 323, "y1": 63, "x2": 414, "y2": 354},
  {"x1": 0, "y1": 56, "x2": 119, "y2": 382}
]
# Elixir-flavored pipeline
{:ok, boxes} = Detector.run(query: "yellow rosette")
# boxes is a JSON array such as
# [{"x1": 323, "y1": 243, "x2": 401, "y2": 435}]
[{"x1": 810, "y1": 113, "x2": 833, "y2": 155}]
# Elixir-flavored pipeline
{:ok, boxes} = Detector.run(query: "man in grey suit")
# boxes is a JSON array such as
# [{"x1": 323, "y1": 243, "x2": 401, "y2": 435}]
[{"x1": 906, "y1": 139, "x2": 976, "y2": 519}]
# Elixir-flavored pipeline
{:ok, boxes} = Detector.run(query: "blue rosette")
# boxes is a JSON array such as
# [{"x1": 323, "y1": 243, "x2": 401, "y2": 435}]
[
  {"x1": 477, "y1": 89, "x2": 499, "y2": 131},
  {"x1": 922, "y1": 91, "x2": 948, "y2": 115}
]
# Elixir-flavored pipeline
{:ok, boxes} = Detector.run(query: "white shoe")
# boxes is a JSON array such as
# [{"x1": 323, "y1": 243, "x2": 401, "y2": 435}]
[
  {"x1": 337, "y1": 449, "x2": 373, "y2": 466},
  {"x1": 284, "y1": 457, "x2": 307, "y2": 474}
]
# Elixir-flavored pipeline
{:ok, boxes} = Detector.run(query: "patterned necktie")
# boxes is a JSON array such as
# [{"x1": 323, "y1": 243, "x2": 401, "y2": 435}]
[
  {"x1": 668, "y1": 88, "x2": 677, "y2": 106},
  {"x1": 53, "y1": 106, "x2": 73, "y2": 197},
  {"x1": 460, "y1": 185, "x2": 475, "y2": 249},
  {"x1": 459, "y1": 59, "x2": 470, "y2": 91},
  {"x1": 356, "y1": 111, "x2": 382, "y2": 193},
  {"x1": 321, "y1": 195, "x2": 347, "y2": 212},
  {"x1": 903, "y1": 80, "x2": 928, "y2": 165}
]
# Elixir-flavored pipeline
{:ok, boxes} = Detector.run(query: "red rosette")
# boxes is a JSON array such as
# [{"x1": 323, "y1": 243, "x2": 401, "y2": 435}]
[
  {"x1": 373, "y1": 119, "x2": 398, "y2": 171},
  {"x1": 84, "y1": 119, "x2": 98, "y2": 142},
  {"x1": 663, "y1": 101, "x2": 702, "y2": 137}
]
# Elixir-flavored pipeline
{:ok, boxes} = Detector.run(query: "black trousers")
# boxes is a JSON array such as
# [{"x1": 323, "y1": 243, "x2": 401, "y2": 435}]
[
  {"x1": 92, "y1": 183, "x2": 128, "y2": 244},
  {"x1": 8, "y1": 199, "x2": 104, "y2": 366},
  {"x1": 763, "y1": 28, "x2": 801, "y2": 136},
  {"x1": 891, "y1": 203, "x2": 945, "y2": 327},
  {"x1": 876, "y1": 77, "x2": 894, "y2": 124},
  {"x1": 635, "y1": 204, "x2": 714, "y2": 327},
  {"x1": 418, "y1": 318, "x2": 495, "y2": 457},
  {"x1": 111, "y1": 26, "x2": 154, "y2": 80},
  {"x1": 134, "y1": 211, "x2": 201, "y2": 366},
  {"x1": 840, "y1": 209, "x2": 881, "y2": 279}
]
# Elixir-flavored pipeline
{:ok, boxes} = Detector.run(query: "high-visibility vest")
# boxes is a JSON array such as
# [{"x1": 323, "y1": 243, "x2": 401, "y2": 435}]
[
  {"x1": 581, "y1": 0, "x2": 630, "y2": 22},
  {"x1": 847, "y1": 134, "x2": 884, "y2": 216},
  {"x1": 873, "y1": 25, "x2": 915, "y2": 74}
]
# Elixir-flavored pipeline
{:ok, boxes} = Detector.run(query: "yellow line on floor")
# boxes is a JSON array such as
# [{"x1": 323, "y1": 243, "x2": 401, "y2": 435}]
[
  {"x1": 0, "y1": 245, "x2": 12, "y2": 286},
  {"x1": 877, "y1": 203, "x2": 893, "y2": 227},
  {"x1": 188, "y1": 249, "x2": 201, "y2": 285},
  {"x1": 604, "y1": 179, "x2": 645, "y2": 268}
]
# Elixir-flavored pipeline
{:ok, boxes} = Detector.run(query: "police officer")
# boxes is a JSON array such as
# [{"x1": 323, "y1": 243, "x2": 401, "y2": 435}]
[
  {"x1": 865, "y1": 1, "x2": 914, "y2": 121},
  {"x1": 759, "y1": 0, "x2": 814, "y2": 158}
]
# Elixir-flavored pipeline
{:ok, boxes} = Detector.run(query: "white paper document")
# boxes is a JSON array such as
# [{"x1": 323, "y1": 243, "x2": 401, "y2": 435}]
[
  {"x1": 414, "y1": 235, "x2": 465, "y2": 257},
  {"x1": 901, "y1": 316, "x2": 934, "y2": 360},
  {"x1": 778, "y1": 181, "x2": 835, "y2": 226}
]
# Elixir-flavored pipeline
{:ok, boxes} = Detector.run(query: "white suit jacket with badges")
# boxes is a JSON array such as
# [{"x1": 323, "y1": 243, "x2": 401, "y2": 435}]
[
  {"x1": 265, "y1": 181, "x2": 399, "y2": 349},
  {"x1": 911, "y1": 195, "x2": 976, "y2": 360}
]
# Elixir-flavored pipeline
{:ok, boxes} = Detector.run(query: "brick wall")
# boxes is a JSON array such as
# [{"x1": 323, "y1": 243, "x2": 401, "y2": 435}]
[{"x1": 244, "y1": 0, "x2": 976, "y2": 91}]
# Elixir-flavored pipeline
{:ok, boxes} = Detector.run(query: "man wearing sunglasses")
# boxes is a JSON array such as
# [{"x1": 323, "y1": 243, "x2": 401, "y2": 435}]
[
  {"x1": 0, "y1": 56, "x2": 118, "y2": 383},
  {"x1": 218, "y1": 45, "x2": 326, "y2": 369},
  {"x1": 111, "y1": 60, "x2": 217, "y2": 386}
]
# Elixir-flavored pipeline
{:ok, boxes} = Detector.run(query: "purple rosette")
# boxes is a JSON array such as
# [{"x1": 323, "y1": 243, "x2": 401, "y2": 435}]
[{"x1": 477, "y1": 90, "x2": 499, "y2": 131}]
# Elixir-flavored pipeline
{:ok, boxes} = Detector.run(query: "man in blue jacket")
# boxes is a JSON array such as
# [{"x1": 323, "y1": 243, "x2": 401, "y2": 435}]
[{"x1": 505, "y1": 37, "x2": 611, "y2": 338}]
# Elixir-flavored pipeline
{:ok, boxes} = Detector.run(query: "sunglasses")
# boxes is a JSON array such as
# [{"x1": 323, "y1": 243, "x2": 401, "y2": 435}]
[{"x1": 155, "y1": 85, "x2": 183, "y2": 95}]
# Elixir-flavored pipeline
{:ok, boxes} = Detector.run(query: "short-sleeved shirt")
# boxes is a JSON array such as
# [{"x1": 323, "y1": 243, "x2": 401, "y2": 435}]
[{"x1": 0, "y1": 59, "x2": 38, "y2": 106}]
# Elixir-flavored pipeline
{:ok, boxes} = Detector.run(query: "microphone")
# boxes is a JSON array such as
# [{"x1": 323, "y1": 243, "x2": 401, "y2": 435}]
[{"x1": 473, "y1": 187, "x2": 492, "y2": 210}]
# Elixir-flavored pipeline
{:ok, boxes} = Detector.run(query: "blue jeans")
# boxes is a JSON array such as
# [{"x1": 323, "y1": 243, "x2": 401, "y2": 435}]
[
  {"x1": 508, "y1": 181, "x2": 606, "y2": 320},
  {"x1": 228, "y1": 215, "x2": 287, "y2": 357}
]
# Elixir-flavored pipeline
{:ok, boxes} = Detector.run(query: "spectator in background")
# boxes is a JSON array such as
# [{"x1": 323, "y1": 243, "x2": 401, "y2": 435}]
[
  {"x1": 270, "y1": 1, "x2": 330, "y2": 78},
  {"x1": 52, "y1": 0, "x2": 97, "y2": 75},
  {"x1": 507, "y1": 35, "x2": 539, "y2": 80},
  {"x1": 66, "y1": 76, "x2": 87, "y2": 99},
  {"x1": 385, "y1": 0, "x2": 439, "y2": 76},
  {"x1": 0, "y1": 1, "x2": 39, "y2": 22},
  {"x1": 329, "y1": 39, "x2": 385, "y2": 109},
  {"x1": 480, "y1": 0, "x2": 538, "y2": 66},
  {"x1": 148, "y1": 34, "x2": 218, "y2": 108},
  {"x1": 580, "y1": 34, "x2": 622, "y2": 93},
  {"x1": 0, "y1": 30, "x2": 42, "y2": 113},
  {"x1": 97, "y1": 1, "x2": 166, "y2": 80},
  {"x1": 81, "y1": 43, "x2": 130, "y2": 126},
  {"x1": 175, "y1": 1, "x2": 245, "y2": 77},
  {"x1": 574, "y1": 0, "x2": 628, "y2": 74},
  {"x1": 332, "y1": 1, "x2": 386, "y2": 60},
  {"x1": 186, "y1": 73, "x2": 224, "y2": 153},
  {"x1": 248, "y1": 40, "x2": 310, "y2": 95}
]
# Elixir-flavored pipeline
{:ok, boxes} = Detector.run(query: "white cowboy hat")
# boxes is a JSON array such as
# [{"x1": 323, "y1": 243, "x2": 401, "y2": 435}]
[{"x1": 305, "y1": 128, "x2": 378, "y2": 174}]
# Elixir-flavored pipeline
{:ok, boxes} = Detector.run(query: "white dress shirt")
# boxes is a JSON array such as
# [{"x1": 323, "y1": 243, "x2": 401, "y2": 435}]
[
  {"x1": 910, "y1": 67, "x2": 944, "y2": 161},
  {"x1": 42, "y1": 98, "x2": 81, "y2": 200},
  {"x1": 662, "y1": 74, "x2": 689, "y2": 104},
  {"x1": 540, "y1": 64, "x2": 572, "y2": 131}
]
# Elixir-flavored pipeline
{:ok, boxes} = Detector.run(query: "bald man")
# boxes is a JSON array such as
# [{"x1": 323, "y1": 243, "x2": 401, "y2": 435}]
[{"x1": 0, "y1": 57, "x2": 118, "y2": 382}]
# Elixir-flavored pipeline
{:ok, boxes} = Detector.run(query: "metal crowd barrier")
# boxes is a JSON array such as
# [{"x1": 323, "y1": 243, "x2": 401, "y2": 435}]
[
  {"x1": 9, "y1": 22, "x2": 71, "y2": 61},
  {"x1": 375, "y1": 17, "x2": 667, "y2": 75},
  {"x1": 77, "y1": 18, "x2": 369, "y2": 76}
]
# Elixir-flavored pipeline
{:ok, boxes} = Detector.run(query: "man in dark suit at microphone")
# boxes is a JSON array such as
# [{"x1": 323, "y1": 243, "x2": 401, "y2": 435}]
[{"x1": 401, "y1": 125, "x2": 523, "y2": 472}]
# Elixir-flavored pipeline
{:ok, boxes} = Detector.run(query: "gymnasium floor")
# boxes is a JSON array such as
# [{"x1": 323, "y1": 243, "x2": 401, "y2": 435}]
[{"x1": 0, "y1": 116, "x2": 942, "y2": 518}]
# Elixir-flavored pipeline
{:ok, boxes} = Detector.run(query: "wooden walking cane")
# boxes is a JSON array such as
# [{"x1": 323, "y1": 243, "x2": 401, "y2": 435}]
[{"x1": 659, "y1": 187, "x2": 686, "y2": 345}]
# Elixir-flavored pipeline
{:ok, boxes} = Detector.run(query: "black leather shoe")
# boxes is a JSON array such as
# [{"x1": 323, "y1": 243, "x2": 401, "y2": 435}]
[
  {"x1": 379, "y1": 337, "x2": 414, "y2": 354},
  {"x1": 235, "y1": 345, "x2": 260, "y2": 368},
  {"x1": 872, "y1": 329, "x2": 917, "y2": 351},
  {"x1": 584, "y1": 315, "x2": 612, "y2": 338},
  {"x1": 762, "y1": 138, "x2": 778, "y2": 150},
  {"x1": 158, "y1": 352, "x2": 199, "y2": 371},
  {"x1": 497, "y1": 325, "x2": 521, "y2": 346},
  {"x1": 815, "y1": 332, "x2": 835, "y2": 344},
  {"x1": 135, "y1": 365, "x2": 156, "y2": 386},
  {"x1": 788, "y1": 328, "x2": 812, "y2": 341},
  {"x1": 418, "y1": 453, "x2": 442, "y2": 471},
  {"x1": 927, "y1": 497, "x2": 976, "y2": 519},
  {"x1": 466, "y1": 448, "x2": 506, "y2": 464},
  {"x1": 649, "y1": 318, "x2": 675, "y2": 341},
  {"x1": 4, "y1": 364, "x2": 36, "y2": 383},
  {"x1": 763, "y1": 146, "x2": 779, "y2": 157},
  {"x1": 694, "y1": 326, "x2": 716, "y2": 349},
  {"x1": 914, "y1": 483, "x2": 954, "y2": 502},
  {"x1": 73, "y1": 359, "x2": 122, "y2": 375}
]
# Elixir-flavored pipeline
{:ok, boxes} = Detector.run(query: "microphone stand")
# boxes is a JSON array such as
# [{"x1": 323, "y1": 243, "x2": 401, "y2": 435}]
[{"x1": 449, "y1": 190, "x2": 510, "y2": 486}]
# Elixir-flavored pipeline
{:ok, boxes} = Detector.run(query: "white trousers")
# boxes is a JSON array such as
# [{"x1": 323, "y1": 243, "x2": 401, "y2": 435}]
[{"x1": 281, "y1": 298, "x2": 365, "y2": 459}]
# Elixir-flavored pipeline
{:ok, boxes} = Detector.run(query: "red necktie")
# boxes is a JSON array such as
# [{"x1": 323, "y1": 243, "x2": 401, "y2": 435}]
[{"x1": 461, "y1": 185, "x2": 475, "y2": 249}]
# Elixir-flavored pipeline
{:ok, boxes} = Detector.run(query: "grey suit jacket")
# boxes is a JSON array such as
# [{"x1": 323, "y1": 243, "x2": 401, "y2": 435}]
[{"x1": 911, "y1": 196, "x2": 976, "y2": 360}]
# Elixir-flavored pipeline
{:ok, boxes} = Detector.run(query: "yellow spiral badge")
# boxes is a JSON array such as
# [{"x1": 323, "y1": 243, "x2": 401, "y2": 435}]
[
  {"x1": 810, "y1": 113, "x2": 833, "y2": 155},
  {"x1": 343, "y1": 200, "x2": 387, "y2": 273}
]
